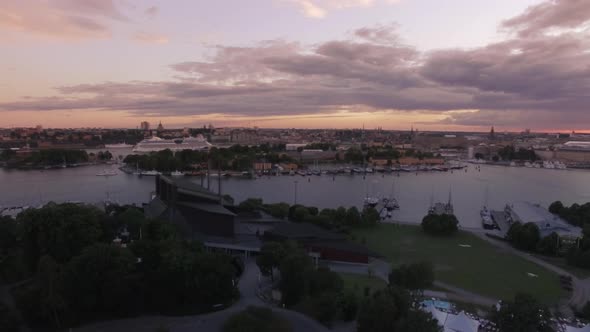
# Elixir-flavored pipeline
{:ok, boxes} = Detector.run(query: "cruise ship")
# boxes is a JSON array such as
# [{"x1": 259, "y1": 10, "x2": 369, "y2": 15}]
[{"x1": 132, "y1": 135, "x2": 213, "y2": 153}]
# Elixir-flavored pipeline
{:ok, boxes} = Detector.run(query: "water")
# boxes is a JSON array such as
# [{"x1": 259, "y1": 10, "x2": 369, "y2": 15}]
[{"x1": 1, "y1": 164, "x2": 589, "y2": 228}]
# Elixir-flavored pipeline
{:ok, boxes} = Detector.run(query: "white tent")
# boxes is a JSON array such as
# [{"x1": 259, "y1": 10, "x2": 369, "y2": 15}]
[
  {"x1": 444, "y1": 311, "x2": 479, "y2": 332},
  {"x1": 566, "y1": 325, "x2": 590, "y2": 332},
  {"x1": 424, "y1": 304, "x2": 449, "y2": 326}
]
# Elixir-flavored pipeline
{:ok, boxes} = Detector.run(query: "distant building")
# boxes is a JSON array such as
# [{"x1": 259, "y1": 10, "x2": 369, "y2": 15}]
[
  {"x1": 140, "y1": 121, "x2": 150, "y2": 131},
  {"x1": 157, "y1": 122, "x2": 164, "y2": 132},
  {"x1": 505, "y1": 201, "x2": 582, "y2": 242}
]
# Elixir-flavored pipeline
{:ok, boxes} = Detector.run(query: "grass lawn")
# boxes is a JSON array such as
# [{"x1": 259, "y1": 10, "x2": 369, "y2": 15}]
[
  {"x1": 352, "y1": 224, "x2": 565, "y2": 304},
  {"x1": 340, "y1": 273, "x2": 387, "y2": 300},
  {"x1": 533, "y1": 254, "x2": 590, "y2": 279}
]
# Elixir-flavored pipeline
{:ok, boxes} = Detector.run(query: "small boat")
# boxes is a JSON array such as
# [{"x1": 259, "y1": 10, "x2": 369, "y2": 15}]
[
  {"x1": 105, "y1": 143, "x2": 135, "y2": 149},
  {"x1": 171, "y1": 170, "x2": 184, "y2": 176},
  {"x1": 140, "y1": 170, "x2": 161, "y2": 176},
  {"x1": 364, "y1": 197, "x2": 379, "y2": 208},
  {"x1": 96, "y1": 170, "x2": 117, "y2": 176}
]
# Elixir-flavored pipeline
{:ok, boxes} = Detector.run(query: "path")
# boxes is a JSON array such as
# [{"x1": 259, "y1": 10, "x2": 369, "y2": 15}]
[{"x1": 73, "y1": 258, "x2": 328, "y2": 332}]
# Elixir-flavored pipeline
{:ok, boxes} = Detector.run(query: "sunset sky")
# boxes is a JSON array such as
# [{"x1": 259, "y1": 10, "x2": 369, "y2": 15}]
[{"x1": 1, "y1": 0, "x2": 589, "y2": 131}]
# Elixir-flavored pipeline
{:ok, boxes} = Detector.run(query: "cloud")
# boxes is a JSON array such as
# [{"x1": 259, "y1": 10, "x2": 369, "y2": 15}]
[
  {"x1": 133, "y1": 31, "x2": 168, "y2": 44},
  {"x1": 1, "y1": 0, "x2": 589, "y2": 130},
  {"x1": 282, "y1": 0, "x2": 400, "y2": 18},
  {"x1": 144, "y1": 6, "x2": 159, "y2": 19},
  {"x1": 0, "y1": 0, "x2": 127, "y2": 40},
  {"x1": 353, "y1": 23, "x2": 401, "y2": 44},
  {"x1": 502, "y1": 0, "x2": 590, "y2": 37}
]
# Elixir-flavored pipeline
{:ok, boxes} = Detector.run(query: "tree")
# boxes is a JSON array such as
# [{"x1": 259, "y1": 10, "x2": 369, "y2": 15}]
[
  {"x1": 345, "y1": 207, "x2": 362, "y2": 227},
  {"x1": 307, "y1": 267, "x2": 343, "y2": 297},
  {"x1": 507, "y1": 222, "x2": 540, "y2": 251},
  {"x1": 493, "y1": 293, "x2": 553, "y2": 332},
  {"x1": 395, "y1": 309, "x2": 442, "y2": 332},
  {"x1": 338, "y1": 291, "x2": 358, "y2": 321},
  {"x1": 278, "y1": 249, "x2": 314, "y2": 306},
  {"x1": 18, "y1": 203, "x2": 104, "y2": 272},
  {"x1": 357, "y1": 287, "x2": 411, "y2": 332},
  {"x1": 223, "y1": 306, "x2": 292, "y2": 332},
  {"x1": 0, "y1": 303, "x2": 20, "y2": 332},
  {"x1": 265, "y1": 203, "x2": 290, "y2": 219},
  {"x1": 421, "y1": 214, "x2": 458, "y2": 236},
  {"x1": 549, "y1": 201, "x2": 564, "y2": 214},
  {"x1": 536, "y1": 232, "x2": 559, "y2": 256},
  {"x1": 256, "y1": 242, "x2": 285, "y2": 281},
  {"x1": 389, "y1": 261, "x2": 434, "y2": 291},
  {"x1": 362, "y1": 207, "x2": 380, "y2": 227},
  {"x1": 62, "y1": 244, "x2": 141, "y2": 320},
  {"x1": 239, "y1": 198, "x2": 264, "y2": 212},
  {"x1": 36, "y1": 255, "x2": 67, "y2": 328}
]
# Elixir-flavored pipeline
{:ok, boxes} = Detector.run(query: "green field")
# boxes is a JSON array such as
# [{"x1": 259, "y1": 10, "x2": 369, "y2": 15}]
[
  {"x1": 340, "y1": 273, "x2": 387, "y2": 300},
  {"x1": 352, "y1": 224, "x2": 565, "y2": 304}
]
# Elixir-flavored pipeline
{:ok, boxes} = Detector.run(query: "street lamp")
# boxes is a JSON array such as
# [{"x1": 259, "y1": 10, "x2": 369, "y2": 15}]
[{"x1": 294, "y1": 180, "x2": 299, "y2": 205}]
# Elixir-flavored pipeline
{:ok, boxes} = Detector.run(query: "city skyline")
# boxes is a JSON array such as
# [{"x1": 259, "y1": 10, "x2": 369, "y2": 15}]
[{"x1": 1, "y1": 0, "x2": 590, "y2": 132}]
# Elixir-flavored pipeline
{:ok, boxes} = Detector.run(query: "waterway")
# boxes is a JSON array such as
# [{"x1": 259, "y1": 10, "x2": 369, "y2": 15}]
[{"x1": 1, "y1": 162, "x2": 589, "y2": 229}]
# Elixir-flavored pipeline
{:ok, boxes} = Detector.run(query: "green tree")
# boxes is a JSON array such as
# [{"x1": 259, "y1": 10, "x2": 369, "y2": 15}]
[
  {"x1": 265, "y1": 203, "x2": 290, "y2": 219},
  {"x1": 0, "y1": 302, "x2": 20, "y2": 332},
  {"x1": 361, "y1": 207, "x2": 380, "y2": 227},
  {"x1": 357, "y1": 287, "x2": 411, "y2": 332},
  {"x1": 18, "y1": 203, "x2": 104, "y2": 272},
  {"x1": 279, "y1": 249, "x2": 314, "y2": 306},
  {"x1": 421, "y1": 214, "x2": 459, "y2": 236},
  {"x1": 536, "y1": 232, "x2": 559, "y2": 256},
  {"x1": 338, "y1": 291, "x2": 359, "y2": 321},
  {"x1": 36, "y1": 255, "x2": 67, "y2": 328},
  {"x1": 493, "y1": 293, "x2": 553, "y2": 332},
  {"x1": 256, "y1": 242, "x2": 285, "y2": 281},
  {"x1": 389, "y1": 261, "x2": 435, "y2": 291},
  {"x1": 345, "y1": 207, "x2": 362, "y2": 227},
  {"x1": 239, "y1": 198, "x2": 264, "y2": 212},
  {"x1": 507, "y1": 222, "x2": 540, "y2": 251},
  {"x1": 549, "y1": 201, "x2": 564, "y2": 214},
  {"x1": 63, "y1": 244, "x2": 141, "y2": 320}
]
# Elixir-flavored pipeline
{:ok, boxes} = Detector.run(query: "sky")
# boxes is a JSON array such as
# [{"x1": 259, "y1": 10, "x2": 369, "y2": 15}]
[{"x1": 1, "y1": 0, "x2": 589, "y2": 132}]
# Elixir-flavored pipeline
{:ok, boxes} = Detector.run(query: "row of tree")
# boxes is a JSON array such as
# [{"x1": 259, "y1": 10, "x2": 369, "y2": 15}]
[
  {"x1": 497, "y1": 145, "x2": 538, "y2": 161},
  {"x1": 238, "y1": 198, "x2": 380, "y2": 230},
  {"x1": 123, "y1": 145, "x2": 297, "y2": 172},
  {"x1": 0, "y1": 203, "x2": 239, "y2": 330},
  {"x1": 549, "y1": 201, "x2": 590, "y2": 228}
]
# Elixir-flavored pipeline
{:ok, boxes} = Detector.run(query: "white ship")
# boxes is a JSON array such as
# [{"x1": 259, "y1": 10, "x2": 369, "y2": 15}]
[
  {"x1": 105, "y1": 143, "x2": 135, "y2": 149},
  {"x1": 96, "y1": 169, "x2": 118, "y2": 176},
  {"x1": 132, "y1": 135, "x2": 212, "y2": 153}
]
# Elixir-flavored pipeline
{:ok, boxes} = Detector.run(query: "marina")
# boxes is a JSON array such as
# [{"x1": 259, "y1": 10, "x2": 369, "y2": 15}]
[{"x1": 1, "y1": 163, "x2": 590, "y2": 229}]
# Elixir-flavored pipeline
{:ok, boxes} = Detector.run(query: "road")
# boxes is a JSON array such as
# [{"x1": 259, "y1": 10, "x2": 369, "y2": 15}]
[{"x1": 73, "y1": 258, "x2": 328, "y2": 332}]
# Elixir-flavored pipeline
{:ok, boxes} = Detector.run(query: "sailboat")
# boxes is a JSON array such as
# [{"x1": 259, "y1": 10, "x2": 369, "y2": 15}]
[{"x1": 480, "y1": 186, "x2": 494, "y2": 229}]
